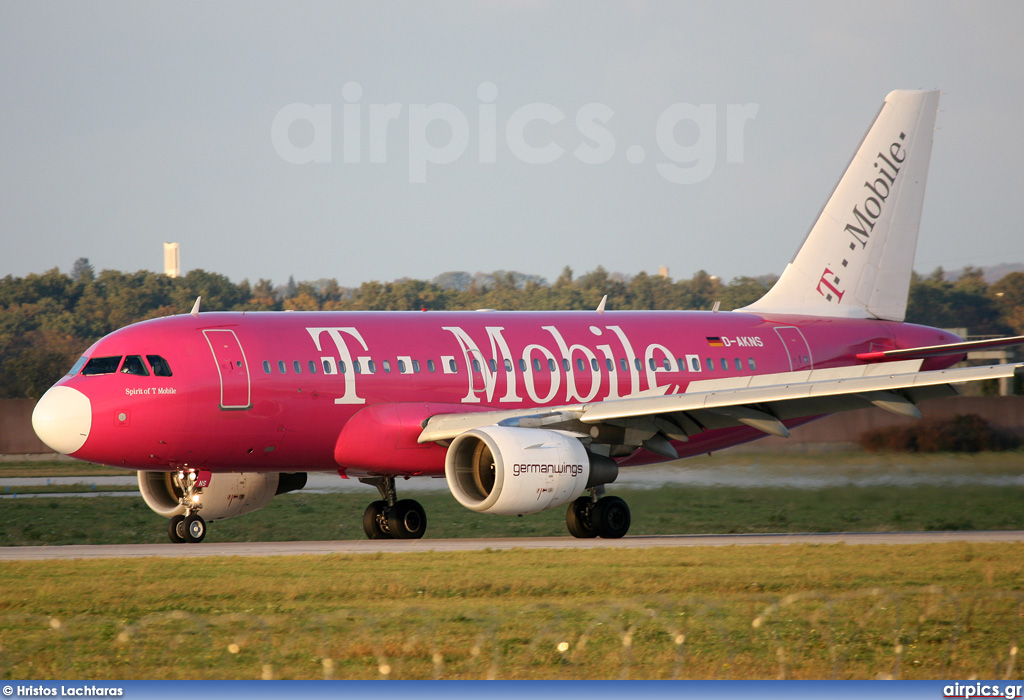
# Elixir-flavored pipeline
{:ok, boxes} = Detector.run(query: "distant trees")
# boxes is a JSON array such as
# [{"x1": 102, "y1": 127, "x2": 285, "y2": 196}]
[{"x1": 2, "y1": 263, "x2": 1022, "y2": 399}]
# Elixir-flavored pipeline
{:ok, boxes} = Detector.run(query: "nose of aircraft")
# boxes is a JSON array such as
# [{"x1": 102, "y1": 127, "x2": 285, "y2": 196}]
[{"x1": 32, "y1": 386, "x2": 92, "y2": 455}]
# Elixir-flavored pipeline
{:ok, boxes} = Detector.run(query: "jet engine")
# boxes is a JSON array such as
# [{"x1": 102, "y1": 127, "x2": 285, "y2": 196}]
[
  {"x1": 138, "y1": 471, "x2": 307, "y2": 521},
  {"x1": 444, "y1": 426, "x2": 617, "y2": 515}
]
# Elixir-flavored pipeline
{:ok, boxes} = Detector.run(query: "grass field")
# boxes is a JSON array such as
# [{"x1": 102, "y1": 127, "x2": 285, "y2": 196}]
[
  {"x1": 2, "y1": 451, "x2": 1022, "y2": 680},
  {"x1": 1, "y1": 544, "x2": 1021, "y2": 680}
]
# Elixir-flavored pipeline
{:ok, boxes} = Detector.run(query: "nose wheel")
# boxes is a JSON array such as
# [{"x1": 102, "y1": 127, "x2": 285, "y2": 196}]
[
  {"x1": 167, "y1": 470, "x2": 208, "y2": 543},
  {"x1": 359, "y1": 477, "x2": 427, "y2": 539}
]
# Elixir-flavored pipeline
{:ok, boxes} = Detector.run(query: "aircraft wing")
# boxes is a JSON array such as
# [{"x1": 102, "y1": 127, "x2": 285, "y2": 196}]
[
  {"x1": 418, "y1": 360, "x2": 1024, "y2": 457},
  {"x1": 855, "y1": 335, "x2": 1024, "y2": 361}
]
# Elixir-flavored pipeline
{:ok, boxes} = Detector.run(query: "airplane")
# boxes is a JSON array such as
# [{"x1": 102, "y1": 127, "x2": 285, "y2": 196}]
[{"x1": 31, "y1": 89, "x2": 1024, "y2": 544}]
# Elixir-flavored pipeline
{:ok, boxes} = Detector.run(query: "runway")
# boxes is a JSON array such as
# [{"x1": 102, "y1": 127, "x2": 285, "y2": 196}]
[{"x1": 2, "y1": 530, "x2": 1022, "y2": 561}]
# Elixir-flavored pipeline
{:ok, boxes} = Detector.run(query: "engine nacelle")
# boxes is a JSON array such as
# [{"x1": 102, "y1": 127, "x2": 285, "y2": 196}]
[
  {"x1": 138, "y1": 471, "x2": 306, "y2": 521},
  {"x1": 444, "y1": 426, "x2": 617, "y2": 515}
]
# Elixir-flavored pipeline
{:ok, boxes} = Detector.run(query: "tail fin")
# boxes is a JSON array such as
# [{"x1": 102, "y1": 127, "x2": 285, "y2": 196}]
[{"x1": 740, "y1": 90, "x2": 940, "y2": 321}]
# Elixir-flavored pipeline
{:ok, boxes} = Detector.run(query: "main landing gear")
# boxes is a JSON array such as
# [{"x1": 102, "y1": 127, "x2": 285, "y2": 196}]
[
  {"x1": 167, "y1": 470, "x2": 207, "y2": 544},
  {"x1": 359, "y1": 476, "x2": 427, "y2": 540},
  {"x1": 566, "y1": 486, "x2": 631, "y2": 539}
]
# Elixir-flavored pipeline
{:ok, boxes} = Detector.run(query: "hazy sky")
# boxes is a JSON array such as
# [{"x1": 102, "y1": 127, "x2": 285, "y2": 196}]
[{"x1": 2, "y1": 1, "x2": 1023, "y2": 289}]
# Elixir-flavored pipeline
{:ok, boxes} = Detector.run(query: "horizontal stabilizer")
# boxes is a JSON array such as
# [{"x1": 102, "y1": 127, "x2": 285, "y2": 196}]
[{"x1": 856, "y1": 335, "x2": 1024, "y2": 362}]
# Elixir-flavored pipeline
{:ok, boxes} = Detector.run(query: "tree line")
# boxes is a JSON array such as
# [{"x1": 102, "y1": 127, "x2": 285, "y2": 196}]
[{"x1": 2, "y1": 258, "x2": 1022, "y2": 399}]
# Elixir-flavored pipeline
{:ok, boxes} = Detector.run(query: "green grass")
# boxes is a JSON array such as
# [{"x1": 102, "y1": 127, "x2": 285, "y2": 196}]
[
  {"x1": 0, "y1": 461, "x2": 125, "y2": 478},
  {"x1": 0, "y1": 544, "x2": 1021, "y2": 679},
  {"x1": 2, "y1": 483, "x2": 1024, "y2": 546}
]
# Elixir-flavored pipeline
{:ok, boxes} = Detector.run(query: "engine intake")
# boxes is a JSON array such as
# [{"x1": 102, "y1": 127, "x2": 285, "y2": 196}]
[
  {"x1": 445, "y1": 426, "x2": 616, "y2": 515},
  {"x1": 137, "y1": 471, "x2": 306, "y2": 521}
]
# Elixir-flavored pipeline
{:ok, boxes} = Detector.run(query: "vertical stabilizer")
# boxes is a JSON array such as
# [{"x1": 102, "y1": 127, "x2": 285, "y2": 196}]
[{"x1": 740, "y1": 90, "x2": 940, "y2": 321}]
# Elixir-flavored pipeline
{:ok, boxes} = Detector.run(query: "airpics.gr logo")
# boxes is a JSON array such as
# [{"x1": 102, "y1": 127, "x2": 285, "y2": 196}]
[
  {"x1": 816, "y1": 131, "x2": 908, "y2": 304},
  {"x1": 512, "y1": 463, "x2": 585, "y2": 478}
]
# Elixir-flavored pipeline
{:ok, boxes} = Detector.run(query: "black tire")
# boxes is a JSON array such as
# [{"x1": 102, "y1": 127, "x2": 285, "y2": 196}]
[
  {"x1": 592, "y1": 496, "x2": 630, "y2": 539},
  {"x1": 167, "y1": 514, "x2": 186, "y2": 543},
  {"x1": 184, "y1": 514, "x2": 207, "y2": 543},
  {"x1": 387, "y1": 499, "x2": 427, "y2": 539},
  {"x1": 566, "y1": 497, "x2": 598, "y2": 538},
  {"x1": 362, "y1": 500, "x2": 390, "y2": 539}
]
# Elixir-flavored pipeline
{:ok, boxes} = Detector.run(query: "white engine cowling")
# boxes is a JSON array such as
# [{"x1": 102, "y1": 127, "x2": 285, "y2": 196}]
[
  {"x1": 445, "y1": 426, "x2": 598, "y2": 515},
  {"x1": 137, "y1": 471, "x2": 306, "y2": 521}
]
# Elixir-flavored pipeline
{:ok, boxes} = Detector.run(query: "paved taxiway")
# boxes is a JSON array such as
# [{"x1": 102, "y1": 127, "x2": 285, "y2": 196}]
[{"x1": 2, "y1": 531, "x2": 1022, "y2": 561}]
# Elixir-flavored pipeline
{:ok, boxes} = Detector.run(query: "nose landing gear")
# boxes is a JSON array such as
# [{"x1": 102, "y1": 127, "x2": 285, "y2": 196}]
[{"x1": 167, "y1": 470, "x2": 207, "y2": 543}]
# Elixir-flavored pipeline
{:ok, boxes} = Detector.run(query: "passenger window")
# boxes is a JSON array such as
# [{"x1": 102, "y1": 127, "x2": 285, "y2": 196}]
[
  {"x1": 576, "y1": 358, "x2": 585, "y2": 372},
  {"x1": 278, "y1": 361, "x2": 286, "y2": 374},
  {"x1": 322, "y1": 359, "x2": 334, "y2": 374},
  {"x1": 532, "y1": 358, "x2": 542, "y2": 372},
  {"x1": 504, "y1": 359, "x2": 513, "y2": 372},
  {"x1": 691, "y1": 357, "x2": 701, "y2": 372},
  {"x1": 591, "y1": 358, "x2": 600, "y2": 371},
  {"x1": 293, "y1": 361, "x2": 302, "y2": 374},
  {"x1": 397, "y1": 359, "x2": 407, "y2": 373},
  {"x1": 605, "y1": 358, "x2": 613, "y2": 371},
  {"x1": 619, "y1": 358, "x2": 627, "y2": 372},
  {"x1": 677, "y1": 358, "x2": 685, "y2": 371},
  {"x1": 648, "y1": 358, "x2": 656, "y2": 371},
  {"x1": 82, "y1": 356, "x2": 123, "y2": 376},
  {"x1": 367, "y1": 360, "x2": 376, "y2": 374},
  {"x1": 382, "y1": 360, "x2": 391, "y2": 373},
  {"x1": 548, "y1": 358, "x2": 556, "y2": 371},
  {"x1": 472, "y1": 359, "x2": 481, "y2": 372},
  {"x1": 706, "y1": 358, "x2": 714, "y2": 371},
  {"x1": 121, "y1": 355, "x2": 149, "y2": 376},
  {"x1": 663, "y1": 358, "x2": 671, "y2": 371},
  {"x1": 748, "y1": 358, "x2": 757, "y2": 371},
  {"x1": 448, "y1": 359, "x2": 457, "y2": 373},
  {"x1": 489, "y1": 359, "x2": 497, "y2": 372},
  {"x1": 519, "y1": 359, "x2": 527, "y2": 372},
  {"x1": 720, "y1": 358, "x2": 728, "y2": 371},
  {"x1": 427, "y1": 359, "x2": 436, "y2": 373},
  {"x1": 308, "y1": 360, "x2": 317, "y2": 374},
  {"x1": 354, "y1": 361, "x2": 362, "y2": 374},
  {"x1": 634, "y1": 358, "x2": 643, "y2": 371},
  {"x1": 339, "y1": 361, "x2": 347, "y2": 374},
  {"x1": 734, "y1": 358, "x2": 742, "y2": 371},
  {"x1": 264, "y1": 361, "x2": 272, "y2": 375},
  {"x1": 412, "y1": 359, "x2": 421, "y2": 373}
]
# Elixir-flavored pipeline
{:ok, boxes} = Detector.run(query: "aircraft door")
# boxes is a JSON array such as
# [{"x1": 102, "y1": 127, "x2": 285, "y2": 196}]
[
  {"x1": 774, "y1": 326, "x2": 813, "y2": 371},
  {"x1": 202, "y1": 329, "x2": 253, "y2": 410}
]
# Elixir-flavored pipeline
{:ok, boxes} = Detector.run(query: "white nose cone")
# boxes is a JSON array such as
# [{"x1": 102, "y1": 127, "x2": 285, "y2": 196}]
[{"x1": 32, "y1": 386, "x2": 92, "y2": 455}]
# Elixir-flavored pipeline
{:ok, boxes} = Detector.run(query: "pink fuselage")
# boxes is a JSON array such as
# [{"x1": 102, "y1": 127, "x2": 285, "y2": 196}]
[{"x1": 52, "y1": 310, "x2": 962, "y2": 477}]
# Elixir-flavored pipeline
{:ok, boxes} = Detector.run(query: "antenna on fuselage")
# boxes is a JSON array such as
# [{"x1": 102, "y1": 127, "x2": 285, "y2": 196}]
[
  {"x1": 190, "y1": 296, "x2": 201, "y2": 317},
  {"x1": 596, "y1": 295, "x2": 607, "y2": 315}
]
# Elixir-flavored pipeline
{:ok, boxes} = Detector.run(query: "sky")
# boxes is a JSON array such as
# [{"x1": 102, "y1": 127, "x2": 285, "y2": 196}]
[{"x1": 2, "y1": 1, "x2": 1023, "y2": 289}]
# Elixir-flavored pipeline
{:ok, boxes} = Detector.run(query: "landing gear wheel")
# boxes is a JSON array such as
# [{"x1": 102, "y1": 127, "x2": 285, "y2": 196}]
[
  {"x1": 362, "y1": 500, "x2": 391, "y2": 539},
  {"x1": 592, "y1": 496, "x2": 631, "y2": 539},
  {"x1": 168, "y1": 514, "x2": 187, "y2": 543},
  {"x1": 387, "y1": 499, "x2": 427, "y2": 539},
  {"x1": 566, "y1": 497, "x2": 598, "y2": 538},
  {"x1": 184, "y1": 514, "x2": 207, "y2": 543}
]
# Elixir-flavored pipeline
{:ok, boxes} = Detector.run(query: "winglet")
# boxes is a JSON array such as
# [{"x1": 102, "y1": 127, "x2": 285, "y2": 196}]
[
  {"x1": 190, "y1": 296, "x2": 201, "y2": 317},
  {"x1": 596, "y1": 295, "x2": 607, "y2": 314}
]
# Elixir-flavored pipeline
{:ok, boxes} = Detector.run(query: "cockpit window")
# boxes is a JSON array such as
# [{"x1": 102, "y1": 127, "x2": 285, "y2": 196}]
[
  {"x1": 67, "y1": 356, "x2": 89, "y2": 376},
  {"x1": 81, "y1": 356, "x2": 123, "y2": 376},
  {"x1": 121, "y1": 355, "x2": 150, "y2": 376},
  {"x1": 147, "y1": 355, "x2": 173, "y2": 377}
]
